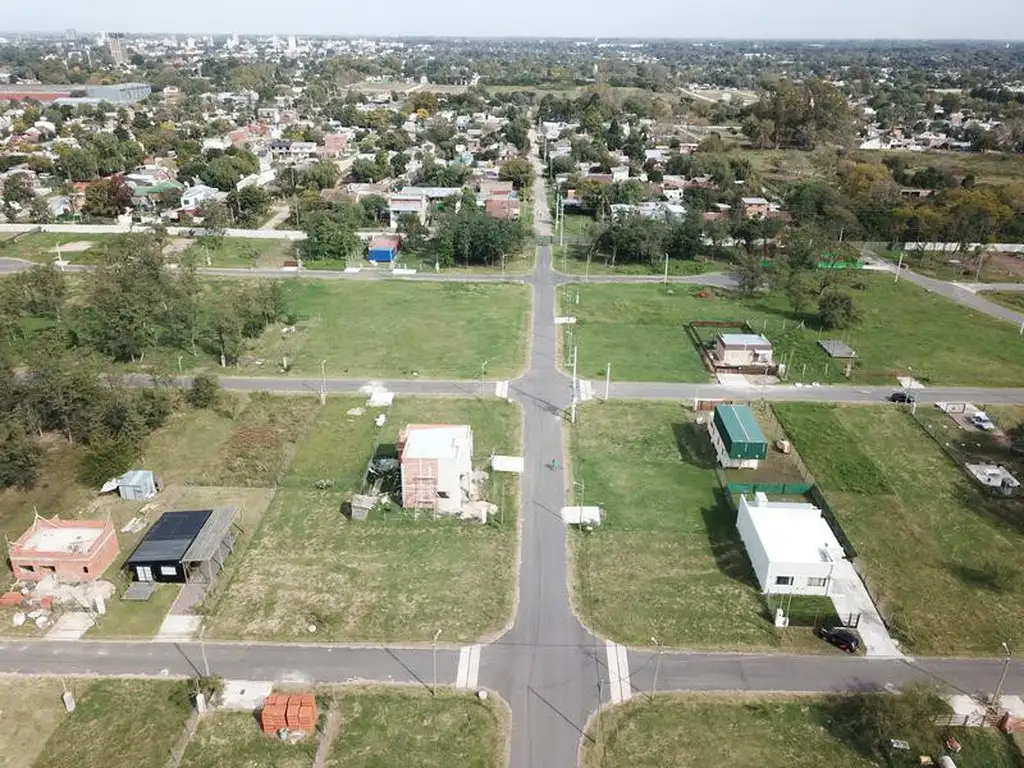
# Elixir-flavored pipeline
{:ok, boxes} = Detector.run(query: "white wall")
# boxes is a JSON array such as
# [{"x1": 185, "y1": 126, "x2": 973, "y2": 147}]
[{"x1": 762, "y1": 561, "x2": 834, "y2": 597}]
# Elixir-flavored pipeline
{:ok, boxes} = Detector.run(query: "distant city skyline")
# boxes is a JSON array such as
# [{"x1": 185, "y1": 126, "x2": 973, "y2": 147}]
[{"x1": 2, "y1": 0, "x2": 1023, "y2": 41}]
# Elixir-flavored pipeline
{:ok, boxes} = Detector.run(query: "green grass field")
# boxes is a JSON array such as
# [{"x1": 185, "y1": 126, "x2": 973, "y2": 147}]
[
  {"x1": 0, "y1": 232, "x2": 121, "y2": 264},
  {"x1": 581, "y1": 693, "x2": 1023, "y2": 768},
  {"x1": 208, "y1": 397, "x2": 521, "y2": 643},
  {"x1": 33, "y1": 679, "x2": 193, "y2": 768},
  {"x1": 774, "y1": 404, "x2": 1024, "y2": 654},
  {"x1": 179, "y1": 237, "x2": 298, "y2": 268},
  {"x1": 180, "y1": 711, "x2": 318, "y2": 768},
  {"x1": 326, "y1": 687, "x2": 509, "y2": 768},
  {"x1": 563, "y1": 278, "x2": 1024, "y2": 385},
  {"x1": 242, "y1": 280, "x2": 530, "y2": 379},
  {"x1": 569, "y1": 401, "x2": 834, "y2": 651},
  {"x1": 984, "y1": 291, "x2": 1024, "y2": 313}
]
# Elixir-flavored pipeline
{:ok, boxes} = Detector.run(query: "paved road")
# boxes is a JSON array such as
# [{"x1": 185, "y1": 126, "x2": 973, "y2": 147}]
[{"x1": 608, "y1": 382, "x2": 1024, "y2": 405}]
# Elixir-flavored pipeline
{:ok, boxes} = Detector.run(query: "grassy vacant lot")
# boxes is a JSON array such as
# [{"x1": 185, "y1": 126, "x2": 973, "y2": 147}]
[
  {"x1": 0, "y1": 232, "x2": 120, "y2": 264},
  {"x1": 180, "y1": 711, "x2": 317, "y2": 768},
  {"x1": 33, "y1": 679, "x2": 193, "y2": 768},
  {"x1": 326, "y1": 687, "x2": 508, "y2": 768},
  {"x1": 208, "y1": 397, "x2": 521, "y2": 643},
  {"x1": 179, "y1": 237, "x2": 297, "y2": 269},
  {"x1": 570, "y1": 401, "x2": 828, "y2": 651},
  {"x1": 581, "y1": 693, "x2": 1022, "y2": 768},
  {"x1": 984, "y1": 291, "x2": 1024, "y2": 313},
  {"x1": 893, "y1": 249, "x2": 1024, "y2": 284},
  {"x1": 775, "y1": 404, "x2": 1024, "y2": 654},
  {"x1": 242, "y1": 280, "x2": 530, "y2": 379},
  {"x1": 563, "y1": 278, "x2": 1024, "y2": 385},
  {"x1": 0, "y1": 676, "x2": 76, "y2": 768}
]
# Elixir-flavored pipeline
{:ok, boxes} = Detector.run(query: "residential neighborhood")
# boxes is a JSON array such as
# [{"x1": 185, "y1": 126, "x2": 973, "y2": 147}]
[{"x1": 2, "y1": 23, "x2": 1024, "y2": 768}]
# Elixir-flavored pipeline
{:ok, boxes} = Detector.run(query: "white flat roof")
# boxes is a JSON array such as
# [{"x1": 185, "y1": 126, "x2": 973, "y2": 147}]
[
  {"x1": 720, "y1": 333, "x2": 771, "y2": 348},
  {"x1": 23, "y1": 526, "x2": 103, "y2": 554},
  {"x1": 741, "y1": 495, "x2": 842, "y2": 564},
  {"x1": 491, "y1": 455, "x2": 525, "y2": 473},
  {"x1": 403, "y1": 425, "x2": 472, "y2": 459}
]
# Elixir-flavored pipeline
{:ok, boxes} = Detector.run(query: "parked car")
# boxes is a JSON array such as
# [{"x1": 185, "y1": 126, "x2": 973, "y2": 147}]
[
  {"x1": 969, "y1": 412, "x2": 995, "y2": 431},
  {"x1": 815, "y1": 626, "x2": 860, "y2": 653},
  {"x1": 889, "y1": 391, "x2": 916, "y2": 404}
]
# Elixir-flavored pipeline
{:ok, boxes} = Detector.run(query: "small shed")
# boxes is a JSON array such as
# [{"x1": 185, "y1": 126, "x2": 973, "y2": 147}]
[
  {"x1": 714, "y1": 333, "x2": 773, "y2": 368},
  {"x1": 709, "y1": 404, "x2": 768, "y2": 469},
  {"x1": 115, "y1": 470, "x2": 157, "y2": 501},
  {"x1": 367, "y1": 234, "x2": 401, "y2": 263},
  {"x1": 126, "y1": 508, "x2": 240, "y2": 584}
]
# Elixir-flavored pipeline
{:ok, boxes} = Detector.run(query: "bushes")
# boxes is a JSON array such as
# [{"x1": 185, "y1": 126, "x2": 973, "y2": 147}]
[{"x1": 187, "y1": 374, "x2": 220, "y2": 409}]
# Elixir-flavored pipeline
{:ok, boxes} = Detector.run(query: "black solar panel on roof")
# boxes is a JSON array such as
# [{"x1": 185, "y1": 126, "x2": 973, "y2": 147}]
[{"x1": 145, "y1": 510, "x2": 212, "y2": 540}]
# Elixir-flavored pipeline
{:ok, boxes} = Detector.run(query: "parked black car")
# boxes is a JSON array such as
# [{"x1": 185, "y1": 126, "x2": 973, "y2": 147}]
[
  {"x1": 889, "y1": 391, "x2": 916, "y2": 404},
  {"x1": 815, "y1": 626, "x2": 860, "y2": 653}
]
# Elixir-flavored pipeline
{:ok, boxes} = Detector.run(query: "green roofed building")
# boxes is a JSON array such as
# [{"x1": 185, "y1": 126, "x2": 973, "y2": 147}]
[{"x1": 709, "y1": 404, "x2": 768, "y2": 469}]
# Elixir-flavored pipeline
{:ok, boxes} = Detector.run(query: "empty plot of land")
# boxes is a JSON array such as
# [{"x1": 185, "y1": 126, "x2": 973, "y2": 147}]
[
  {"x1": 0, "y1": 676, "x2": 75, "y2": 768},
  {"x1": 244, "y1": 280, "x2": 530, "y2": 379},
  {"x1": 208, "y1": 397, "x2": 520, "y2": 643},
  {"x1": 580, "y1": 693, "x2": 1019, "y2": 768},
  {"x1": 326, "y1": 687, "x2": 508, "y2": 768},
  {"x1": 570, "y1": 401, "x2": 824, "y2": 651},
  {"x1": 180, "y1": 711, "x2": 317, "y2": 768},
  {"x1": 564, "y1": 279, "x2": 1024, "y2": 386},
  {"x1": 178, "y1": 238, "x2": 297, "y2": 269},
  {"x1": 775, "y1": 404, "x2": 1024, "y2": 654},
  {"x1": 0, "y1": 233, "x2": 120, "y2": 264},
  {"x1": 32, "y1": 678, "x2": 193, "y2": 768}
]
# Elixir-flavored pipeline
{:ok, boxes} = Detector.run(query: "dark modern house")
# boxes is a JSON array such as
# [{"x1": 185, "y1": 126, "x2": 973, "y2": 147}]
[{"x1": 125, "y1": 508, "x2": 240, "y2": 584}]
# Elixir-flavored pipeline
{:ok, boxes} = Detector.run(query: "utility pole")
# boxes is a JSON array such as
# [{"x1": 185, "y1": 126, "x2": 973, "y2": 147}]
[
  {"x1": 894, "y1": 253, "x2": 904, "y2": 283},
  {"x1": 993, "y1": 641, "x2": 1012, "y2": 708},
  {"x1": 604, "y1": 362, "x2": 611, "y2": 401},
  {"x1": 198, "y1": 623, "x2": 210, "y2": 677},
  {"x1": 664, "y1": 252, "x2": 669, "y2": 284},
  {"x1": 432, "y1": 628, "x2": 442, "y2": 695},
  {"x1": 319, "y1": 359, "x2": 327, "y2": 405},
  {"x1": 480, "y1": 360, "x2": 489, "y2": 399},
  {"x1": 650, "y1": 637, "x2": 663, "y2": 701},
  {"x1": 571, "y1": 344, "x2": 578, "y2": 424}
]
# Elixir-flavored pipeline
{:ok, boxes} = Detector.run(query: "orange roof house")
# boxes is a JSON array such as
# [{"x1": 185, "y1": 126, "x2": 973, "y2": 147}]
[{"x1": 8, "y1": 516, "x2": 120, "y2": 583}]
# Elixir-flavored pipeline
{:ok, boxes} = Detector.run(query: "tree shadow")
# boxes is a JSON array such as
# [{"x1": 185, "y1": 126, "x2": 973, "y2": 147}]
[
  {"x1": 700, "y1": 488, "x2": 761, "y2": 590},
  {"x1": 672, "y1": 421, "x2": 717, "y2": 470}
]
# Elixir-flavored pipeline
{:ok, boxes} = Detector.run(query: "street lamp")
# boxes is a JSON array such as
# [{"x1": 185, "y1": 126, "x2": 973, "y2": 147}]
[
  {"x1": 650, "y1": 637, "x2": 663, "y2": 701},
  {"x1": 198, "y1": 623, "x2": 210, "y2": 678},
  {"x1": 320, "y1": 359, "x2": 327, "y2": 405},
  {"x1": 432, "y1": 628, "x2": 443, "y2": 695},
  {"x1": 480, "y1": 360, "x2": 489, "y2": 399},
  {"x1": 993, "y1": 641, "x2": 1012, "y2": 708}
]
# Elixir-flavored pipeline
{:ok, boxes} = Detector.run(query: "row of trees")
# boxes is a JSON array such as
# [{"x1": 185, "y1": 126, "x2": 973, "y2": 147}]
[{"x1": 0, "y1": 234, "x2": 289, "y2": 367}]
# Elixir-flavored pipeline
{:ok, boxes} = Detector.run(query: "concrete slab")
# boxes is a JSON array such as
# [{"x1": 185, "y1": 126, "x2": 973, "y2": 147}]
[
  {"x1": 154, "y1": 614, "x2": 202, "y2": 642},
  {"x1": 716, "y1": 372, "x2": 750, "y2": 387},
  {"x1": 45, "y1": 612, "x2": 95, "y2": 641},
  {"x1": 897, "y1": 376, "x2": 924, "y2": 389},
  {"x1": 220, "y1": 680, "x2": 274, "y2": 711}
]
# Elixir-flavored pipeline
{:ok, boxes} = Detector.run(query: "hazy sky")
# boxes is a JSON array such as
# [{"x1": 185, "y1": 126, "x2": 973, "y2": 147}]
[{"x1": 3, "y1": 0, "x2": 1024, "y2": 40}]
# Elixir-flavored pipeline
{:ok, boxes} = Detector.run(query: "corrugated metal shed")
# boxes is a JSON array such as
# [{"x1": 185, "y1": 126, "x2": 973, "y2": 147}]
[{"x1": 713, "y1": 405, "x2": 768, "y2": 460}]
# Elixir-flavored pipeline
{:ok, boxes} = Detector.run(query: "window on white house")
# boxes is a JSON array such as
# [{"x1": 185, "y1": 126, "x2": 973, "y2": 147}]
[
  {"x1": 807, "y1": 577, "x2": 828, "y2": 588},
  {"x1": 774, "y1": 576, "x2": 794, "y2": 586},
  {"x1": 436, "y1": 491, "x2": 449, "y2": 499}
]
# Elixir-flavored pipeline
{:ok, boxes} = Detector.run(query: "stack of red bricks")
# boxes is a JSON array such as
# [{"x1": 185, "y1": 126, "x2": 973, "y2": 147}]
[{"x1": 260, "y1": 693, "x2": 317, "y2": 734}]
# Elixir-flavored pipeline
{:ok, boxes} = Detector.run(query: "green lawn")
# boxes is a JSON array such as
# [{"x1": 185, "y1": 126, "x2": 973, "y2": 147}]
[
  {"x1": 179, "y1": 237, "x2": 297, "y2": 269},
  {"x1": 569, "y1": 401, "x2": 834, "y2": 651},
  {"x1": 563, "y1": 278, "x2": 1024, "y2": 385},
  {"x1": 326, "y1": 688, "x2": 508, "y2": 768},
  {"x1": 207, "y1": 397, "x2": 521, "y2": 643},
  {"x1": 581, "y1": 693, "x2": 1023, "y2": 768},
  {"x1": 774, "y1": 404, "x2": 1024, "y2": 654},
  {"x1": 33, "y1": 679, "x2": 193, "y2": 768},
  {"x1": 180, "y1": 711, "x2": 317, "y2": 768},
  {"x1": 984, "y1": 291, "x2": 1024, "y2": 313},
  {"x1": 0, "y1": 232, "x2": 120, "y2": 264},
  {"x1": 241, "y1": 280, "x2": 530, "y2": 379}
]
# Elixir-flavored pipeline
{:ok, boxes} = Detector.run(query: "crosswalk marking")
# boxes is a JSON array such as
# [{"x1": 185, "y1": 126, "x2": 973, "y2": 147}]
[{"x1": 455, "y1": 644, "x2": 481, "y2": 689}]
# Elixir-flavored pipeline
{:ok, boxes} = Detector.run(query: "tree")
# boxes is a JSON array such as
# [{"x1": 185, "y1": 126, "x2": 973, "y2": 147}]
[
  {"x1": 78, "y1": 436, "x2": 139, "y2": 487},
  {"x1": 2, "y1": 172, "x2": 35, "y2": 206},
  {"x1": 57, "y1": 147, "x2": 99, "y2": 181},
  {"x1": 818, "y1": 290, "x2": 861, "y2": 330},
  {"x1": 0, "y1": 420, "x2": 43, "y2": 491},
  {"x1": 499, "y1": 157, "x2": 536, "y2": 195},
  {"x1": 300, "y1": 161, "x2": 340, "y2": 191},
  {"x1": 187, "y1": 374, "x2": 220, "y2": 408},
  {"x1": 82, "y1": 177, "x2": 133, "y2": 219},
  {"x1": 227, "y1": 185, "x2": 271, "y2": 227},
  {"x1": 349, "y1": 157, "x2": 388, "y2": 183},
  {"x1": 300, "y1": 210, "x2": 361, "y2": 262}
]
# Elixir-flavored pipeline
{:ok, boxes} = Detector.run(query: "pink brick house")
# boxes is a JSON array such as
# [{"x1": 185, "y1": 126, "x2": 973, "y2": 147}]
[{"x1": 8, "y1": 516, "x2": 120, "y2": 583}]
